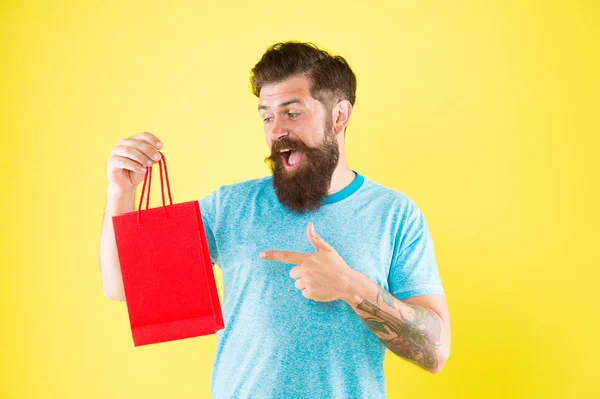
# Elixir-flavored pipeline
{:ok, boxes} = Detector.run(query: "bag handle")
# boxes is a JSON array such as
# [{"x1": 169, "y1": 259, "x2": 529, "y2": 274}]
[{"x1": 137, "y1": 151, "x2": 173, "y2": 225}]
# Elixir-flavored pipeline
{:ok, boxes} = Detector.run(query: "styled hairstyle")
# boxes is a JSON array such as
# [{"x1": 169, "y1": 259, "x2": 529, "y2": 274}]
[{"x1": 250, "y1": 41, "x2": 357, "y2": 111}]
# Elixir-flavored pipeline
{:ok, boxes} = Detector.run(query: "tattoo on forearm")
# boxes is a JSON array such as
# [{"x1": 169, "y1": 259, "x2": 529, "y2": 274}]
[{"x1": 357, "y1": 287, "x2": 442, "y2": 371}]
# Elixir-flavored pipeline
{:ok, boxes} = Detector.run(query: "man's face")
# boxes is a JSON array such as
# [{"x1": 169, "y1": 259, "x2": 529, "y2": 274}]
[{"x1": 259, "y1": 75, "x2": 340, "y2": 214}]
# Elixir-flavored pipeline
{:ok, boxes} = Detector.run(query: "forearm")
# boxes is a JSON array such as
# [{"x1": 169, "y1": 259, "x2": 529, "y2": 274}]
[
  {"x1": 99, "y1": 185, "x2": 136, "y2": 301},
  {"x1": 342, "y1": 271, "x2": 448, "y2": 373}
]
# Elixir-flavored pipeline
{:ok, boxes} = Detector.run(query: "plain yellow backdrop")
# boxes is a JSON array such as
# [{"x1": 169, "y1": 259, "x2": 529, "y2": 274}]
[{"x1": 1, "y1": 0, "x2": 598, "y2": 398}]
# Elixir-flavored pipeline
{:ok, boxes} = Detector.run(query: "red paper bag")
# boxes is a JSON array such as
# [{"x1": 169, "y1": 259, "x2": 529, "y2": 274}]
[{"x1": 112, "y1": 152, "x2": 224, "y2": 346}]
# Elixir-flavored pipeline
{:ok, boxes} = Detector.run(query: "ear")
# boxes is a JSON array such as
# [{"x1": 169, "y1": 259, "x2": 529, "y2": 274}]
[{"x1": 333, "y1": 100, "x2": 352, "y2": 135}]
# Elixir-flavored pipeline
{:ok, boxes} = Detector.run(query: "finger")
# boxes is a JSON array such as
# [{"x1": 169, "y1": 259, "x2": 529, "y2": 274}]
[
  {"x1": 108, "y1": 154, "x2": 148, "y2": 174},
  {"x1": 306, "y1": 222, "x2": 334, "y2": 252},
  {"x1": 112, "y1": 144, "x2": 157, "y2": 168},
  {"x1": 260, "y1": 250, "x2": 308, "y2": 264},
  {"x1": 289, "y1": 265, "x2": 301, "y2": 280},
  {"x1": 130, "y1": 132, "x2": 163, "y2": 149},
  {"x1": 294, "y1": 278, "x2": 306, "y2": 290},
  {"x1": 115, "y1": 139, "x2": 162, "y2": 166}
]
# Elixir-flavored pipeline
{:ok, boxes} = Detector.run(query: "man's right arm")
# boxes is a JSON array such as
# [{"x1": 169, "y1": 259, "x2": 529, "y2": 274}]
[
  {"x1": 99, "y1": 185, "x2": 136, "y2": 301},
  {"x1": 99, "y1": 131, "x2": 164, "y2": 302}
]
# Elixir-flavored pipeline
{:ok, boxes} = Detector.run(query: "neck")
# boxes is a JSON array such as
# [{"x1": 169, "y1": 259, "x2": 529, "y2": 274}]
[{"x1": 327, "y1": 157, "x2": 355, "y2": 196}]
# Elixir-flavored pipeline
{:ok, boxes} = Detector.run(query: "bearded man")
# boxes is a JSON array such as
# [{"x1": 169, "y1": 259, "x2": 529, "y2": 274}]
[{"x1": 100, "y1": 41, "x2": 451, "y2": 399}]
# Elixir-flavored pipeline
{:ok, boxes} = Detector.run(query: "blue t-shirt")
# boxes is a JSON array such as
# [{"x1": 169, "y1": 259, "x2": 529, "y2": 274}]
[{"x1": 199, "y1": 171, "x2": 445, "y2": 399}]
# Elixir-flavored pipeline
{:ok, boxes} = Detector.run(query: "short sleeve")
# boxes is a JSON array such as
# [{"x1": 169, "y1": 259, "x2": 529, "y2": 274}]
[
  {"x1": 199, "y1": 192, "x2": 219, "y2": 267},
  {"x1": 388, "y1": 203, "x2": 445, "y2": 300}
]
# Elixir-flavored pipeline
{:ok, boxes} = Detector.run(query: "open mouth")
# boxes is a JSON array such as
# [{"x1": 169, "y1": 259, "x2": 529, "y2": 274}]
[{"x1": 280, "y1": 149, "x2": 305, "y2": 171}]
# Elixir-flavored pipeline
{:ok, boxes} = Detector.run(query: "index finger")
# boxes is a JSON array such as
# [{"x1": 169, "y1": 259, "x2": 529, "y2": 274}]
[
  {"x1": 130, "y1": 131, "x2": 163, "y2": 149},
  {"x1": 260, "y1": 251, "x2": 308, "y2": 264}
]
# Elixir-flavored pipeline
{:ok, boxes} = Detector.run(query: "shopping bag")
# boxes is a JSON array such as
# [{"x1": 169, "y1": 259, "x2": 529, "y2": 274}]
[{"x1": 112, "y1": 152, "x2": 224, "y2": 347}]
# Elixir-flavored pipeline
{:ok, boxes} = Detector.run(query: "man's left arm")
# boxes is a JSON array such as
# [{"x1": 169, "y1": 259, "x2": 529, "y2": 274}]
[
  {"x1": 260, "y1": 221, "x2": 451, "y2": 374},
  {"x1": 341, "y1": 271, "x2": 451, "y2": 374}
]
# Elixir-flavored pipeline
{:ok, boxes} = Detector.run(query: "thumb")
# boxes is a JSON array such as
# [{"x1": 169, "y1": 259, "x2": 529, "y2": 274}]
[{"x1": 307, "y1": 222, "x2": 333, "y2": 252}]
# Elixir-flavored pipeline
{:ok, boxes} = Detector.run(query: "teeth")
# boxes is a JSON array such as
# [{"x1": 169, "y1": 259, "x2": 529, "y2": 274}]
[{"x1": 279, "y1": 148, "x2": 291, "y2": 153}]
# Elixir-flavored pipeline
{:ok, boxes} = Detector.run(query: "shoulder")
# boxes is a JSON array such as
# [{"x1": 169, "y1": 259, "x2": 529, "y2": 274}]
[
  {"x1": 360, "y1": 175, "x2": 421, "y2": 218},
  {"x1": 198, "y1": 175, "x2": 273, "y2": 216},
  {"x1": 214, "y1": 176, "x2": 273, "y2": 196}
]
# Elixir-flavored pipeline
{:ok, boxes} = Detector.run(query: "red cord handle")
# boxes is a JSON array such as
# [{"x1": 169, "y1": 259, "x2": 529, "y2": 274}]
[{"x1": 137, "y1": 151, "x2": 173, "y2": 225}]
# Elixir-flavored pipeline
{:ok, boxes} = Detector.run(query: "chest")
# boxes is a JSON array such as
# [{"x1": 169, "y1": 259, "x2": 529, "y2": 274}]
[{"x1": 216, "y1": 214, "x2": 396, "y2": 291}]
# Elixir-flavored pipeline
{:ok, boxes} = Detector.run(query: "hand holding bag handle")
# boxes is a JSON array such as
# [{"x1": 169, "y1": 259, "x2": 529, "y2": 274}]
[
  {"x1": 113, "y1": 150, "x2": 225, "y2": 346},
  {"x1": 137, "y1": 151, "x2": 173, "y2": 225}
]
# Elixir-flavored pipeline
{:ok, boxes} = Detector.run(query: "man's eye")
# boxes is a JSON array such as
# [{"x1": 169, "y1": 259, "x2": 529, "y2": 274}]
[
  {"x1": 288, "y1": 112, "x2": 300, "y2": 118},
  {"x1": 263, "y1": 117, "x2": 273, "y2": 123}
]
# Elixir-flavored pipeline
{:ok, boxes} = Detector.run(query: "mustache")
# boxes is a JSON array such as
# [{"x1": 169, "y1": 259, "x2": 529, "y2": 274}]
[{"x1": 270, "y1": 138, "x2": 311, "y2": 154}]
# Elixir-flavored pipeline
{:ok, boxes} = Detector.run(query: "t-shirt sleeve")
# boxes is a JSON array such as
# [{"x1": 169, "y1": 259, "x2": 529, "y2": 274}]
[
  {"x1": 199, "y1": 191, "x2": 219, "y2": 267},
  {"x1": 388, "y1": 201, "x2": 445, "y2": 300}
]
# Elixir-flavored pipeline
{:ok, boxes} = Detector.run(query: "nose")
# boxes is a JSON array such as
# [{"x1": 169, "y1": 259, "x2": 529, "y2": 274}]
[{"x1": 269, "y1": 118, "x2": 290, "y2": 142}]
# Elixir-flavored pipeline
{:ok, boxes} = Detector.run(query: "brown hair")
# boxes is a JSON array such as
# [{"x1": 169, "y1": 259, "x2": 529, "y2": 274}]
[{"x1": 250, "y1": 41, "x2": 357, "y2": 111}]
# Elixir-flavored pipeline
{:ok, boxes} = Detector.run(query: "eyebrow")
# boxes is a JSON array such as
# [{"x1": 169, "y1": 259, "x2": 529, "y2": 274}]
[{"x1": 258, "y1": 98, "x2": 305, "y2": 112}]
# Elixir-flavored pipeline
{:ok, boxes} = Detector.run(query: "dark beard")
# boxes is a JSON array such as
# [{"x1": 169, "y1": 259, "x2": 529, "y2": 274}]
[{"x1": 264, "y1": 120, "x2": 339, "y2": 214}]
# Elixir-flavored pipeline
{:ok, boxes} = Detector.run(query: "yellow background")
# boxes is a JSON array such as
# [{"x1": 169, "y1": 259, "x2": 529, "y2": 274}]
[{"x1": 2, "y1": 0, "x2": 598, "y2": 398}]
